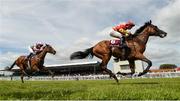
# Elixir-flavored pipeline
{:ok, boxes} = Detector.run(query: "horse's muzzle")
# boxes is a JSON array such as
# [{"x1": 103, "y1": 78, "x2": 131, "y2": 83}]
[
  {"x1": 53, "y1": 51, "x2": 56, "y2": 55},
  {"x1": 159, "y1": 30, "x2": 167, "y2": 38},
  {"x1": 159, "y1": 32, "x2": 167, "y2": 38}
]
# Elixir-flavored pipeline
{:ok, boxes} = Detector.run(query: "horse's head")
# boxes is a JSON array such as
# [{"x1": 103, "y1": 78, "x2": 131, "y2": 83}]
[
  {"x1": 146, "y1": 20, "x2": 167, "y2": 38},
  {"x1": 44, "y1": 44, "x2": 56, "y2": 55}
]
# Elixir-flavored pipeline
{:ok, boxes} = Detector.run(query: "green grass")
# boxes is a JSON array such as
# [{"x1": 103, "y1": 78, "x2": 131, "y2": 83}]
[{"x1": 0, "y1": 78, "x2": 180, "y2": 100}]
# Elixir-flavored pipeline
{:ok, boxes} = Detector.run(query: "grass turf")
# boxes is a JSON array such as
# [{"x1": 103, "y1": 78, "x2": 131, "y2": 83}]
[{"x1": 0, "y1": 78, "x2": 180, "y2": 100}]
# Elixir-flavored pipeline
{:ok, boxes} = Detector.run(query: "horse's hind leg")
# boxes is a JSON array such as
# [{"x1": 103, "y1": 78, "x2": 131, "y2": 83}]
[
  {"x1": 41, "y1": 66, "x2": 54, "y2": 78},
  {"x1": 93, "y1": 49, "x2": 118, "y2": 83},
  {"x1": 101, "y1": 55, "x2": 119, "y2": 83}
]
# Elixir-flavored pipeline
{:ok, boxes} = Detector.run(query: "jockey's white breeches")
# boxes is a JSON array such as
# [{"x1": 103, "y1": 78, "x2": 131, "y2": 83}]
[{"x1": 109, "y1": 29, "x2": 122, "y2": 39}]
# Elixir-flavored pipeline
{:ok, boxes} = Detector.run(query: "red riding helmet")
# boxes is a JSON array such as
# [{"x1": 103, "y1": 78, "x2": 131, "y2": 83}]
[{"x1": 125, "y1": 20, "x2": 135, "y2": 28}]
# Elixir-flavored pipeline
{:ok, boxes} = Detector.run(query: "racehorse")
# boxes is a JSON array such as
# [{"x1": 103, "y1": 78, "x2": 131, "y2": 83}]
[
  {"x1": 70, "y1": 20, "x2": 167, "y2": 83},
  {"x1": 7, "y1": 44, "x2": 56, "y2": 83}
]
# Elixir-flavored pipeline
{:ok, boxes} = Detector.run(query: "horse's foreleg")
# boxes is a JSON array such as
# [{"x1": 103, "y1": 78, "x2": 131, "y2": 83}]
[
  {"x1": 129, "y1": 60, "x2": 135, "y2": 75},
  {"x1": 138, "y1": 58, "x2": 152, "y2": 76},
  {"x1": 136, "y1": 54, "x2": 152, "y2": 76},
  {"x1": 41, "y1": 66, "x2": 54, "y2": 78},
  {"x1": 20, "y1": 70, "x2": 24, "y2": 83},
  {"x1": 117, "y1": 60, "x2": 135, "y2": 76},
  {"x1": 22, "y1": 70, "x2": 31, "y2": 78}
]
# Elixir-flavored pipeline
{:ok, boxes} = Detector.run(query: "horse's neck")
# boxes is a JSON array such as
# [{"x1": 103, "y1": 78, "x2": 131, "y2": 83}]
[
  {"x1": 37, "y1": 49, "x2": 47, "y2": 60},
  {"x1": 135, "y1": 28, "x2": 150, "y2": 46}
]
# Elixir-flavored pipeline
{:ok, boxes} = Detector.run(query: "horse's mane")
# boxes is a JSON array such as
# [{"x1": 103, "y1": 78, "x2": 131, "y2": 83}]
[{"x1": 133, "y1": 21, "x2": 152, "y2": 37}]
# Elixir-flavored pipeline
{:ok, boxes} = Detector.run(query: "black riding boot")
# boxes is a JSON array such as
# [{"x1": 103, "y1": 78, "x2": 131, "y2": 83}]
[
  {"x1": 120, "y1": 37, "x2": 127, "y2": 60},
  {"x1": 120, "y1": 37, "x2": 126, "y2": 47},
  {"x1": 27, "y1": 53, "x2": 33, "y2": 59},
  {"x1": 121, "y1": 48, "x2": 126, "y2": 60}
]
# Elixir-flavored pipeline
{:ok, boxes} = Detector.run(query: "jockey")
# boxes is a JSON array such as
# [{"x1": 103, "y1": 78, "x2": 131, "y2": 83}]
[
  {"x1": 110, "y1": 20, "x2": 135, "y2": 60},
  {"x1": 27, "y1": 42, "x2": 46, "y2": 59}
]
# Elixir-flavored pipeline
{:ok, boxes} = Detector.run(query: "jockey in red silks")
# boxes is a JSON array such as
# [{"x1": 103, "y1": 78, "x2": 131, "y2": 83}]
[
  {"x1": 110, "y1": 20, "x2": 135, "y2": 60},
  {"x1": 27, "y1": 42, "x2": 46, "y2": 59}
]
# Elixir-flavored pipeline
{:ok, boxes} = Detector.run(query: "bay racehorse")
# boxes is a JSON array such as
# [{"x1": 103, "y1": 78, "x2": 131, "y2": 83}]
[
  {"x1": 7, "y1": 44, "x2": 56, "y2": 83},
  {"x1": 70, "y1": 20, "x2": 167, "y2": 83}
]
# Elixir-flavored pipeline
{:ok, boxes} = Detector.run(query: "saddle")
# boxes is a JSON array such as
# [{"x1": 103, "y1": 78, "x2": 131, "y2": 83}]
[
  {"x1": 110, "y1": 39, "x2": 121, "y2": 46},
  {"x1": 110, "y1": 39, "x2": 128, "y2": 48},
  {"x1": 110, "y1": 39, "x2": 130, "y2": 61}
]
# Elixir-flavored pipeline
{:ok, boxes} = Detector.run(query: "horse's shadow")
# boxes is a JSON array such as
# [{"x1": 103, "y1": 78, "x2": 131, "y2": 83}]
[{"x1": 111, "y1": 82, "x2": 159, "y2": 85}]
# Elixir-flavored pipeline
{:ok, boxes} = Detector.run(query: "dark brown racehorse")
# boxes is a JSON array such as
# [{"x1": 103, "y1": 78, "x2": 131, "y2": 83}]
[
  {"x1": 70, "y1": 20, "x2": 167, "y2": 83},
  {"x1": 7, "y1": 44, "x2": 56, "y2": 83}
]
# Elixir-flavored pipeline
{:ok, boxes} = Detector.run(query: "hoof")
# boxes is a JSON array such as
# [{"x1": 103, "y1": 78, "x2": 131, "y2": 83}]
[{"x1": 138, "y1": 72, "x2": 145, "y2": 77}]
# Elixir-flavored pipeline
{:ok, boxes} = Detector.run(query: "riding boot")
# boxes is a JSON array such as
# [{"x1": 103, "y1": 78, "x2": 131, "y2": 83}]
[
  {"x1": 27, "y1": 53, "x2": 33, "y2": 60},
  {"x1": 120, "y1": 37, "x2": 127, "y2": 60},
  {"x1": 121, "y1": 48, "x2": 126, "y2": 60},
  {"x1": 120, "y1": 37, "x2": 126, "y2": 48}
]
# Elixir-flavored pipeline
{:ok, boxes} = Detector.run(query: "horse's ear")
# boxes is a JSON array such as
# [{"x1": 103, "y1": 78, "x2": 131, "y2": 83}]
[{"x1": 149, "y1": 20, "x2": 152, "y2": 24}]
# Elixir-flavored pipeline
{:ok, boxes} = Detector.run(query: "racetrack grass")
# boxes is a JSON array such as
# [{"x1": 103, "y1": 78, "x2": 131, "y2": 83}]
[{"x1": 0, "y1": 78, "x2": 180, "y2": 100}]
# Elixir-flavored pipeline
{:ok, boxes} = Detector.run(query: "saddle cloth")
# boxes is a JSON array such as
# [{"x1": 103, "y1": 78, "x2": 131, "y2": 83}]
[{"x1": 110, "y1": 39, "x2": 121, "y2": 46}]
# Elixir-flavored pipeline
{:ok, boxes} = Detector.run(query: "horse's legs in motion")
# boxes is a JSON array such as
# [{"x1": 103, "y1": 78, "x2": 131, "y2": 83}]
[
  {"x1": 129, "y1": 60, "x2": 135, "y2": 75},
  {"x1": 100, "y1": 54, "x2": 118, "y2": 83},
  {"x1": 19, "y1": 64, "x2": 31, "y2": 83},
  {"x1": 136, "y1": 54, "x2": 152, "y2": 76},
  {"x1": 20, "y1": 69, "x2": 24, "y2": 83},
  {"x1": 31, "y1": 66, "x2": 40, "y2": 76},
  {"x1": 117, "y1": 60, "x2": 135, "y2": 76},
  {"x1": 41, "y1": 66, "x2": 54, "y2": 78},
  {"x1": 23, "y1": 65, "x2": 31, "y2": 78}
]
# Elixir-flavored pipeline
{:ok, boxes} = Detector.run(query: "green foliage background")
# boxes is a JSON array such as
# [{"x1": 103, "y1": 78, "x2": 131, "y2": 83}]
[{"x1": 159, "y1": 64, "x2": 177, "y2": 69}]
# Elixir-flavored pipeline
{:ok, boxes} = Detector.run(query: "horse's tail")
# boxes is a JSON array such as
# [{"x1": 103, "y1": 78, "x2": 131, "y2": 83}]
[
  {"x1": 70, "y1": 47, "x2": 94, "y2": 60},
  {"x1": 7, "y1": 61, "x2": 16, "y2": 70}
]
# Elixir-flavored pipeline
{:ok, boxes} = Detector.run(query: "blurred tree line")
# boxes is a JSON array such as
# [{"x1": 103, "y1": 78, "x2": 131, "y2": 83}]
[{"x1": 159, "y1": 64, "x2": 177, "y2": 69}]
